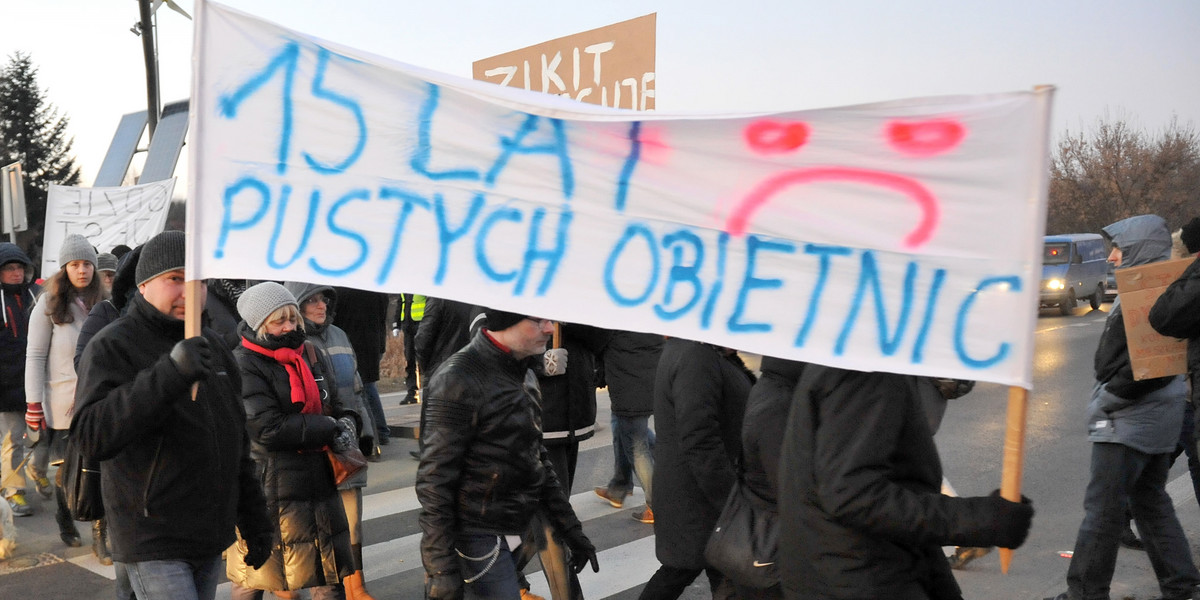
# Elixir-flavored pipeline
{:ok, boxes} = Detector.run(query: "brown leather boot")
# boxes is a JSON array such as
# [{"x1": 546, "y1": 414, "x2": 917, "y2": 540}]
[{"x1": 344, "y1": 570, "x2": 376, "y2": 600}]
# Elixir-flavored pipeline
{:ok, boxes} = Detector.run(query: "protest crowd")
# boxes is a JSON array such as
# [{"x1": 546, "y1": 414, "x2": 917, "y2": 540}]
[{"x1": 0, "y1": 214, "x2": 1192, "y2": 600}]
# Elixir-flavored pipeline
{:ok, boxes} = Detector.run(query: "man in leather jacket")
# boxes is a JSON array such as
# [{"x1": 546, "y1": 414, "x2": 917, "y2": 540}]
[{"x1": 417, "y1": 308, "x2": 598, "y2": 599}]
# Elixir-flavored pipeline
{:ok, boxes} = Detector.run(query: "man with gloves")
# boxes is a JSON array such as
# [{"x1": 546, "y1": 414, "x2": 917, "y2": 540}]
[
  {"x1": 417, "y1": 308, "x2": 598, "y2": 599},
  {"x1": 72, "y1": 231, "x2": 272, "y2": 600}
]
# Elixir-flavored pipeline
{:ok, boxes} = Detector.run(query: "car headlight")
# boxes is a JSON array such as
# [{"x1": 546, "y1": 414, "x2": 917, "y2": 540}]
[{"x1": 1046, "y1": 279, "x2": 1065, "y2": 290}]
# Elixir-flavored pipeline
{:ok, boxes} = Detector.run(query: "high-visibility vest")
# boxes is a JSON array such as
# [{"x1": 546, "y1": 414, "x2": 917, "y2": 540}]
[{"x1": 403, "y1": 293, "x2": 425, "y2": 321}]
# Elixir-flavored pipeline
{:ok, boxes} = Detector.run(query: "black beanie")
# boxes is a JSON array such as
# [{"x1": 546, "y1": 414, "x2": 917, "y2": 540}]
[
  {"x1": 484, "y1": 308, "x2": 526, "y2": 332},
  {"x1": 135, "y1": 231, "x2": 186, "y2": 285},
  {"x1": 1182, "y1": 217, "x2": 1200, "y2": 255}
]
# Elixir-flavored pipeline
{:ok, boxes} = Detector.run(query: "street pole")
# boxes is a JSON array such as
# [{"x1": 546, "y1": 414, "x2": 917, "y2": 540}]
[{"x1": 138, "y1": 0, "x2": 160, "y2": 141}]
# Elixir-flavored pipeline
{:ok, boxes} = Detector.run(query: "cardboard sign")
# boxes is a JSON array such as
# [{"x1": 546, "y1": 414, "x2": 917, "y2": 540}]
[
  {"x1": 42, "y1": 179, "x2": 175, "y2": 275},
  {"x1": 472, "y1": 14, "x2": 655, "y2": 110},
  {"x1": 190, "y1": 1, "x2": 1054, "y2": 387},
  {"x1": 1115, "y1": 258, "x2": 1191, "y2": 380}
]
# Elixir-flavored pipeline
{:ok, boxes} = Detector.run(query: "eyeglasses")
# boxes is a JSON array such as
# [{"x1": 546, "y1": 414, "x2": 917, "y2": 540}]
[{"x1": 524, "y1": 317, "x2": 556, "y2": 328}]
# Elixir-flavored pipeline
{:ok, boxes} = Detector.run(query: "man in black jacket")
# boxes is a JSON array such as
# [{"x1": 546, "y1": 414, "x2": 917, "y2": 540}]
[
  {"x1": 417, "y1": 308, "x2": 598, "y2": 599},
  {"x1": 73, "y1": 231, "x2": 272, "y2": 600},
  {"x1": 0, "y1": 243, "x2": 38, "y2": 517}
]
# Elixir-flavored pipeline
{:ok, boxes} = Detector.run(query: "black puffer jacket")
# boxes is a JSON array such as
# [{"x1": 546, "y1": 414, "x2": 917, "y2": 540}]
[
  {"x1": 226, "y1": 323, "x2": 355, "y2": 591},
  {"x1": 601, "y1": 330, "x2": 663, "y2": 417},
  {"x1": 651, "y1": 338, "x2": 753, "y2": 569},
  {"x1": 73, "y1": 294, "x2": 271, "y2": 563},
  {"x1": 779, "y1": 366, "x2": 1023, "y2": 599},
  {"x1": 742, "y1": 357, "x2": 806, "y2": 508},
  {"x1": 1150, "y1": 255, "x2": 1200, "y2": 406},
  {"x1": 414, "y1": 297, "x2": 476, "y2": 379},
  {"x1": 416, "y1": 332, "x2": 583, "y2": 580}
]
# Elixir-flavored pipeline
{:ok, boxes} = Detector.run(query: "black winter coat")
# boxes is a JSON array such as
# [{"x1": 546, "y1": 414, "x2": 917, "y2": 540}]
[
  {"x1": 0, "y1": 280, "x2": 37, "y2": 413},
  {"x1": 331, "y1": 287, "x2": 389, "y2": 382},
  {"x1": 1150, "y1": 256, "x2": 1200, "y2": 406},
  {"x1": 651, "y1": 338, "x2": 752, "y2": 569},
  {"x1": 539, "y1": 323, "x2": 606, "y2": 446},
  {"x1": 416, "y1": 332, "x2": 583, "y2": 580},
  {"x1": 778, "y1": 366, "x2": 1015, "y2": 600},
  {"x1": 73, "y1": 294, "x2": 271, "y2": 563},
  {"x1": 414, "y1": 297, "x2": 476, "y2": 379},
  {"x1": 742, "y1": 357, "x2": 806, "y2": 508},
  {"x1": 227, "y1": 324, "x2": 355, "y2": 591},
  {"x1": 601, "y1": 330, "x2": 663, "y2": 417}
]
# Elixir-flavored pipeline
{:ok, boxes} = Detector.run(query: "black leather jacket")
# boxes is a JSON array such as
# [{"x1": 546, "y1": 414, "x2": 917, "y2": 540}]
[{"x1": 416, "y1": 332, "x2": 582, "y2": 578}]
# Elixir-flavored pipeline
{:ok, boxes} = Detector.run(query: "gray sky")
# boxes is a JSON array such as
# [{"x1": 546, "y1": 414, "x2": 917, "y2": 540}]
[{"x1": 3, "y1": 0, "x2": 1198, "y2": 186}]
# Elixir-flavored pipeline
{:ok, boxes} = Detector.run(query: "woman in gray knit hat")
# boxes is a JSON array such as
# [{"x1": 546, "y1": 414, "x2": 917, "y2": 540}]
[
  {"x1": 24, "y1": 233, "x2": 109, "y2": 561},
  {"x1": 226, "y1": 282, "x2": 358, "y2": 599}
]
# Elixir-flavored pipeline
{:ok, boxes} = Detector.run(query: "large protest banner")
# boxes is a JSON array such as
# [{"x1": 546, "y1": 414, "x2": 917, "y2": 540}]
[
  {"x1": 42, "y1": 178, "x2": 175, "y2": 275},
  {"x1": 472, "y1": 14, "x2": 655, "y2": 110},
  {"x1": 190, "y1": 1, "x2": 1053, "y2": 388}
]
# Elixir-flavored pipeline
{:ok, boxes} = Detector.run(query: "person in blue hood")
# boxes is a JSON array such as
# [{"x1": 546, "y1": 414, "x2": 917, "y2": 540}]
[
  {"x1": 1048, "y1": 215, "x2": 1200, "y2": 600},
  {"x1": 0, "y1": 243, "x2": 38, "y2": 517}
]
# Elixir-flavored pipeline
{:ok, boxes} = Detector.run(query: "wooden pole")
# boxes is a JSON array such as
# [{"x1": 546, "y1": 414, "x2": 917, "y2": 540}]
[
  {"x1": 540, "y1": 321, "x2": 573, "y2": 600},
  {"x1": 184, "y1": 279, "x2": 204, "y2": 400},
  {"x1": 998, "y1": 385, "x2": 1029, "y2": 573}
]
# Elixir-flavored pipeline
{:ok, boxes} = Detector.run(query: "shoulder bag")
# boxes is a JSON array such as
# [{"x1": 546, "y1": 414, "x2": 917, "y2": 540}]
[
  {"x1": 62, "y1": 435, "x2": 104, "y2": 521},
  {"x1": 703, "y1": 475, "x2": 779, "y2": 590}
]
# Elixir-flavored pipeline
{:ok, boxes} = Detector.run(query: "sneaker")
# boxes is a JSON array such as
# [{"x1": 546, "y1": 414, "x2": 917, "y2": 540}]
[
  {"x1": 593, "y1": 486, "x2": 626, "y2": 508},
  {"x1": 7, "y1": 494, "x2": 32, "y2": 517},
  {"x1": 632, "y1": 507, "x2": 654, "y2": 524},
  {"x1": 520, "y1": 589, "x2": 546, "y2": 600},
  {"x1": 32, "y1": 475, "x2": 53, "y2": 499},
  {"x1": 947, "y1": 546, "x2": 992, "y2": 569}
]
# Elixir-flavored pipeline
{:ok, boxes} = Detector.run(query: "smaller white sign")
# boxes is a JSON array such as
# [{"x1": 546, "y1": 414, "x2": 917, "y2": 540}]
[{"x1": 41, "y1": 179, "x2": 176, "y2": 276}]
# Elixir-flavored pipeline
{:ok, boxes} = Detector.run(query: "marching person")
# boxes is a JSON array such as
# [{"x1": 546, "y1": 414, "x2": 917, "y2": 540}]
[
  {"x1": 417, "y1": 308, "x2": 598, "y2": 599},
  {"x1": 25, "y1": 233, "x2": 105, "y2": 553},
  {"x1": 226, "y1": 282, "x2": 358, "y2": 599},
  {"x1": 0, "y1": 243, "x2": 38, "y2": 519},
  {"x1": 73, "y1": 231, "x2": 272, "y2": 600}
]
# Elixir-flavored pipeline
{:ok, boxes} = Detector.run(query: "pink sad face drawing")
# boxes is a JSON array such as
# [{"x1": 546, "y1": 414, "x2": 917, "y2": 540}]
[{"x1": 726, "y1": 117, "x2": 966, "y2": 249}]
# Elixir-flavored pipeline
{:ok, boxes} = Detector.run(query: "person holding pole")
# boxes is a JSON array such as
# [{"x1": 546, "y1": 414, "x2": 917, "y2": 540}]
[
  {"x1": 1047, "y1": 214, "x2": 1200, "y2": 600},
  {"x1": 72, "y1": 231, "x2": 272, "y2": 600},
  {"x1": 777, "y1": 364, "x2": 1034, "y2": 599}
]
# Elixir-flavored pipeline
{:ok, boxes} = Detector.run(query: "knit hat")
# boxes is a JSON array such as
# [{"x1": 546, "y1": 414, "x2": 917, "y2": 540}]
[
  {"x1": 484, "y1": 307, "x2": 526, "y2": 332},
  {"x1": 238, "y1": 281, "x2": 299, "y2": 331},
  {"x1": 135, "y1": 231, "x2": 186, "y2": 285},
  {"x1": 1182, "y1": 217, "x2": 1200, "y2": 255},
  {"x1": 58, "y1": 234, "x2": 97, "y2": 268},
  {"x1": 96, "y1": 252, "x2": 118, "y2": 273}
]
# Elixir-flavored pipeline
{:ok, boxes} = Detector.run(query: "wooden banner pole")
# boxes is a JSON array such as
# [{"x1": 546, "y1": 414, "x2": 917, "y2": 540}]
[
  {"x1": 998, "y1": 385, "x2": 1029, "y2": 573},
  {"x1": 184, "y1": 279, "x2": 204, "y2": 400}
]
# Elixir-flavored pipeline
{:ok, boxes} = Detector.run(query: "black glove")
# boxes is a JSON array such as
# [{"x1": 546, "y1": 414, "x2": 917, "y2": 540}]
[
  {"x1": 986, "y1": 490, "x2": 1034, "y2": 549},
  {"x1": 425, "y1": 572, "x2": 463, "y2": 600},
  {"x1": 170, "y1": 336, "x2": 213, "y2": 383},
  {"x1": 244, "y1": 532, "x2": 273, "y2": 570},
  {"x1": 563, "y1": 528, "x2": 599, "y2": 574}
]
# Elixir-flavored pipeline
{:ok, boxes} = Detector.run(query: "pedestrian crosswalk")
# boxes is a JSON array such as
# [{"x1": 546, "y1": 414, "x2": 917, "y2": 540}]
[{"x1": 65, "y1": 463, "x2": 658, "y2": 599}]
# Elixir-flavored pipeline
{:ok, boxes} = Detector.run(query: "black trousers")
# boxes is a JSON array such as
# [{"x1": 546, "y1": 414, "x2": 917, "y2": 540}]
[{"x1": 639, "y1": 565, "x2": 736, "y2": 600}]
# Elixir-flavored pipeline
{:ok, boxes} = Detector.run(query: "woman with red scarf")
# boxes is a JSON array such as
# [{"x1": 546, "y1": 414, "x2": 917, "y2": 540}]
[{"x1": 226, "y1": 282, "x2": 359, "y2": 600}]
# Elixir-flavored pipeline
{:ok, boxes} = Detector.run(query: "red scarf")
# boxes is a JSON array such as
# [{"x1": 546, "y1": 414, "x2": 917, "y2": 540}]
[{"x1": 241, "y1": 338, "x2": 322, "y2": 415}]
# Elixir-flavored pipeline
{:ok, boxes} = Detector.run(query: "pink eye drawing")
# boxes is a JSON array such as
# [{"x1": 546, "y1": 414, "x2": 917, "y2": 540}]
[
  {"x1": 886, "y1": 119, "x2": 965, "y2": 156},
  {"x1": 744, "y1": 120, "x2": 810, "y2": 154}
]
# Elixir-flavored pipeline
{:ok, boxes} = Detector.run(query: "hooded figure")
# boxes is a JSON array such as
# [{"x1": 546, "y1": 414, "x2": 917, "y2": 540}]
[
  {"x1": 1048, "y1": 214, "x2": 1200, "y2": 600},
  {"x1": 0, "y1": 243, "x2": 38, "y2": 514}
]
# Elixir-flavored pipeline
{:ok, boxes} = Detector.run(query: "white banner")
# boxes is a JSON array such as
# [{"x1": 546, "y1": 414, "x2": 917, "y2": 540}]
[
  {"x1": 190, "y1": 1, "x2": 1052, "y2": 387},
  {"x1": 43, "y1": 179, "x2": 175, "y2": 275}
]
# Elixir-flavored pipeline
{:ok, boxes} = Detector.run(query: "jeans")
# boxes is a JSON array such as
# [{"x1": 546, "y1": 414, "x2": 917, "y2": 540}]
[
  {"x1": 28, "y1": 426, "x2": 67, "y2": 483},
  {"x1": 456, "y1": 533, "x2": 521, "y2": 600},
  {"x1": 608, "y1": 414, "x2": 655, "y2": 507},
  {"x1": 362, "y1": 381, "x2": 389, "y2": 440},
  {"x1": 0, "y1": 411, "x2": 26, "y2": 497},
  {"x1": 122, "y1": 555, "x2": 224, "y2": 600},
  {"x1": 1066, "y1": 443, "x2": 1200, "y2": 600}
]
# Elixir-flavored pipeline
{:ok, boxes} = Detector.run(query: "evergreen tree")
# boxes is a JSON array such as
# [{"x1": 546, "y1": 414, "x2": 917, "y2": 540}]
[{"x1": 0, "y1": 51, "x2": 81, "y2": 255}]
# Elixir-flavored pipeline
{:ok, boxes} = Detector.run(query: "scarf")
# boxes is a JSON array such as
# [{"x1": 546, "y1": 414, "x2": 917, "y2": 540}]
[{"x1": 240, "y1": 338, "x2": 323, "y2": 415}]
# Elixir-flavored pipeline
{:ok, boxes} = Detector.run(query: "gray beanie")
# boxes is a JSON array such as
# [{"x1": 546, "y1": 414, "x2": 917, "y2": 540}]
[
  {"x1": 97, "y1": 252, "x2": 118, "y2": 273},
  {"x1": 58, "y1": 234, "x2": 97, "y2": 268},
  {"x1": 135, "y1": 231, "x2": 186, "y2": 285},
  {"x1": 237, "y1": 281, "x2": 298, "y2": 331}
]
